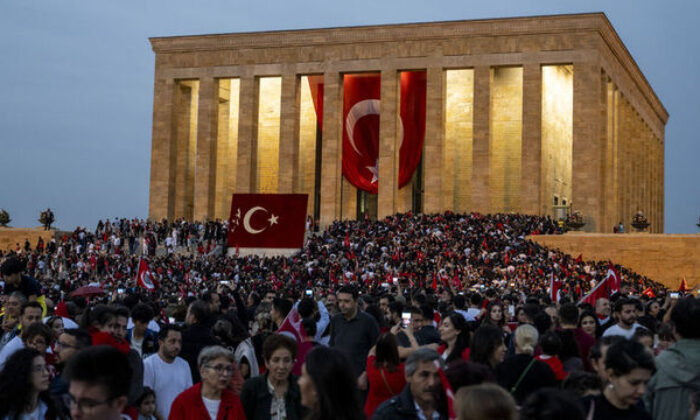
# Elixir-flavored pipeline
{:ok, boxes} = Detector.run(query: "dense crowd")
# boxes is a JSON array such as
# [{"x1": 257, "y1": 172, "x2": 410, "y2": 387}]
[{"x1": 0, "y1": 212, "x2": 698, "y2": 420}]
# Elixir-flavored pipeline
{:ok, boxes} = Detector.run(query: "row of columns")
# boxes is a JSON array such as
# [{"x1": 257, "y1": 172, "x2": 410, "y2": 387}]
[{"x1": 148, "y1": 61, "x2": 663, "y2": 232}]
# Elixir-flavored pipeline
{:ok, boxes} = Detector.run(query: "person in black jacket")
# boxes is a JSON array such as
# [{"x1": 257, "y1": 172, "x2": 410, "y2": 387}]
[
  {"x1": 371, "y1": 348, "x2": 447, "y2": 420},
  {"x1": 180, "y1": 300, "x2": 217, "y2": 382},
  {"x1": 496, "y1": 324, "x2": 556, "y2": 405},
  {"x1": 241, "y1": 334, "x2": 306, "y2": 420}
]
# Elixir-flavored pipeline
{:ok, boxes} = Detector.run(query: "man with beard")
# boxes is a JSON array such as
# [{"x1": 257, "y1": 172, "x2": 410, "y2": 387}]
[
  {"x1": 50, "y1": 329, "x2": 93, "y2": 418},
  {"x1": 143, "y1": 325, "x2": 193, "y2": 420},
  {"x1": 602, "y1": 298, "x2": 646, "y2": 340},
  {"x1": 371, "y1": 348, "x2": 447, "y2": 420}
]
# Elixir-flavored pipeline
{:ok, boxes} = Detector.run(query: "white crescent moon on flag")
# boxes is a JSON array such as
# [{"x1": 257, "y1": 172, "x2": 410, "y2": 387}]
[
  {"x1": 243, "y1": 206, "x2": 268, "y2": 234},
  {"x1": 140, "y1": 271, "x2": 154, "y2": 289},
  {"x1": 346, "y1": 99, "x2": 407, "y2": 154},
  {"x1": 346, "y1": 99, "x2": 380, "y2": 156}
]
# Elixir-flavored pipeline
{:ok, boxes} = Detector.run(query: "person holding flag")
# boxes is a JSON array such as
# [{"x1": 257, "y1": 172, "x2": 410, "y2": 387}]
[{"x1": 136, "y1": 259, "x2": 159, "y2": 291}]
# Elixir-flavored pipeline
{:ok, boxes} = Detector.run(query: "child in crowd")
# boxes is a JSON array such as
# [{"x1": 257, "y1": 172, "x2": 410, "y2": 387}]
[
  {"x1": 136, "y1": 387, "x2": 160, "y2": 420},
  {"x1": 535, "y1": 331, "x2": 567, "y2": 381}
]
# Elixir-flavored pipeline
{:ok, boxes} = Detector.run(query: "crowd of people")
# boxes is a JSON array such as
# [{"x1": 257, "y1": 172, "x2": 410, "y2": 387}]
[{"x1": 0, "y1": 211, "x2": 698, "y2": 420}]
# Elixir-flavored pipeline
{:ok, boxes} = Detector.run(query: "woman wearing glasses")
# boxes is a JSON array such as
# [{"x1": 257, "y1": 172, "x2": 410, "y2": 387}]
[
  {"x1": 0, "y1": 347, "x2": 57, "y2": 419},
  {"x1": 169, "y1": 345, "x2": 246, "y2": 420}
]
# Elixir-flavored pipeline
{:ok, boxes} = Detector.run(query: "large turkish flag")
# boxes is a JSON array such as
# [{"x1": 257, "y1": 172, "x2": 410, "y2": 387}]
[
  {"x1": 343, "y1": 74, "x2": 381, "y2": 193},
  {"x1": 398, "y1": 71, "x2": 426, "y2": 188},
  {"x1": 340, "y1": 72, "x2": 426, "y2": 193},
  {"x1": 227, "y1": 194, "x2": 308, "y2": 249}
]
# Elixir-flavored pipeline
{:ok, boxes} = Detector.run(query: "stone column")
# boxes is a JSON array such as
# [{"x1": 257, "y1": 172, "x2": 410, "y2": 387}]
[
  {"x1": 521, "y1": 63, "x2": 542, "y2": 215},
  {"x1": 572, "y1": 61, "x2": 603, "y2": 231},
  {"x1": 278, "y1": 73, "x2": 300, "y2": 193},
  {"x1": 320, "y1": 72, "x2": 342, "y2": 227},
  {"x1": 148, "y1": 78, "x2": 176, "y2": 221},
  {"x1": 236, "y1": 76, "x2": 259, "y2": 193},
  {"x1": 422, "y1": 67, "x2": 445, "y2": 214},
  {"x1": 173, "y1": 83, "x2": 195, "y2": 220},
  {"x1": 194, "y1": 77, "x2": 218, "y2": 220},
  {"x1": 471, "y1": 66, "x2": 491, "y2": 214},
  {"x1": 378, "y1": 69, "x2": 399, "y2": 218}
]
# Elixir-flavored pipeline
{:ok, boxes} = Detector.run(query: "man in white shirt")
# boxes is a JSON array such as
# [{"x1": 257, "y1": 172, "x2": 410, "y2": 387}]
[
  {"x1": 0, "y1": 301, "x2": 43, "y2": 369},
  {"x1": 602, "y1": 297, "x2": 646, "y2": 340},
  {"x1": 143, "y1": 325, "x2": 192, "y2": 419}
]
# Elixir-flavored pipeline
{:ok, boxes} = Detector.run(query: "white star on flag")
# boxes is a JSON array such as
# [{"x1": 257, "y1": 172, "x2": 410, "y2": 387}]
[
  {"x1": 268, "y1": 214, "x2": 279, "y2": 225},
  {"x1": 366, "y1": 159, "x2": 379, "y2": 184}
]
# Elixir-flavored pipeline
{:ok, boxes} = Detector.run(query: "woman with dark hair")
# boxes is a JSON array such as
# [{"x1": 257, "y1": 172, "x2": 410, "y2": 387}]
[
  {"x1": 45, "y1": 316, "x2": 64, "y2": 342},
  {"x1": 578, "y1": 310, "x2": 601, "y2": 338},
  {"x1": 0, "y1": 348, "x2": 57, "y2": 419},
  {"x1": 520, "y1": 388, "x2": 586, "y2": 420},
  {"x1": 470, "y1": 324, "x2": 506, "y2": 370},
  {"x1": 584, "y1": 339, "x2": 655, "y2": 419},
  {"x1": 438, "y1": 312, "x2": 471, "y2": 363},
  {"x1": 298, "y1": 346, "x2": 364, "y2": 420},
  {"x1": 482, "y1": 302, "x2": 511, "y2": 334},
  {"x1": 241, "y1": 334, "x2": 305, "y2": 420},
  {"x1": 364, "y1": 333, "x2": 406, "y2": 417}
]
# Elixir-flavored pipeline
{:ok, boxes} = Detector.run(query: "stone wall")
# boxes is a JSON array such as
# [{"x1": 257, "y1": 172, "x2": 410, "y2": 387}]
[
  {"x1": 0, "y1": 228, "x2": 55, "y2": 252},
  {"x1": 529, "y1": 232, "x2": 700, "y2": 291}
]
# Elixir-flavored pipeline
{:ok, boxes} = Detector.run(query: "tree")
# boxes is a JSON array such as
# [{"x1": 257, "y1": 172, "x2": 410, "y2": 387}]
[{"x1": 0, "y1": 209, "x2": 10, "y2": 227}]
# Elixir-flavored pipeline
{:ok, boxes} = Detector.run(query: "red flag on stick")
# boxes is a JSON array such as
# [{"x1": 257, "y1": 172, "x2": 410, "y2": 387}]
[
  {"x1": 575, "y1": 254, "x2": 583, "y2": 264},
  {"x1": 136, "y1": 259, "x2": 159, "y2": 291},
  {"x1": 549, "y1": 273, "x2": 561, "y2": 303},
  {"x1": 278, "y1": 306, "x2": 306, "y2": 343},
  {"x1": 679, "y1": 277, "x2": 688, "y2": 292},
  {"x1": 431, "y1": 272, "x2": 437, "y2": 291},
  {"x1": 578, "y1": 264, "x2": 619, "y2": 306},
  {"x1": 642, "y1": 287, "x2": 656, "y2": 298},
  {"x1": 605, "y1": 262, "x2": 621, "y2": 293},
  {"x1": 434, "y1": 360, "x2": 457, "y2": 420}
]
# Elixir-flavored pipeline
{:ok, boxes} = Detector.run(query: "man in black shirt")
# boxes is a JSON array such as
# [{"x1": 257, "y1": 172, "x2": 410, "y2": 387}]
[
  {"x1": 1, "y1": 257, "x2": 41, "y2": 301},
  {"x1": 330, "y1": 285, "x2": 380, "y2": 392}
]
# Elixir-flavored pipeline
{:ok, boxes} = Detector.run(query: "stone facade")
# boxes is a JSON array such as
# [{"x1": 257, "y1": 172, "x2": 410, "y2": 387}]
[
  {"x1": 530, "y1": 233, "x2": 700, "y2": 291},
  {"x1": 148, "y1": 13, "x2": 668, "y2": 232}
]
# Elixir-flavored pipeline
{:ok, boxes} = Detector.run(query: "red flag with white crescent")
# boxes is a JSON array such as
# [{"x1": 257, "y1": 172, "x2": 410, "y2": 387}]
[
  {"x1": 136, "y1": 259, "x2": 159, "y2": 291},
  {"x1": 227, "y1": 193, "x2": 308, "y2": 249},
  {"x1": 343, "y1": 74, "x2": 381, "y2": 193},
  {"x1": 398, "y1": 71, "x2": 426, "y2": 188}
]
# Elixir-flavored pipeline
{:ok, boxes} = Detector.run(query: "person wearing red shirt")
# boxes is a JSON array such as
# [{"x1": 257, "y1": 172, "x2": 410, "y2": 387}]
[
  {"x1": 364, "y1": 333, "x2": 406, "y2": 418},
  {"x1": 169, "y1": 346, "x2": 245, "y2": 420}
]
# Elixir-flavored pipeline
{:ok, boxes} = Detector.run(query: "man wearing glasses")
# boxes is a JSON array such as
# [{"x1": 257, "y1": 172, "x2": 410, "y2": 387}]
[
  {"x1": 64, "y1": 345, "x2": 133, "y2": 420},
  {"x1": 50, "y1": 328, "x2": 92, "y2": 418}
]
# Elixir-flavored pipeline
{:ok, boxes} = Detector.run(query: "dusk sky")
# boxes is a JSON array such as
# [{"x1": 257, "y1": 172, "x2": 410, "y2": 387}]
[{"x1": 1, "y1": 1, "x2": 698, "y2": 233}]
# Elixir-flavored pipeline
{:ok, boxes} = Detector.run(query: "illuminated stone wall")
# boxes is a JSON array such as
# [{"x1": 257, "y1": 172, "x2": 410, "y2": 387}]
[
  {"x1": 214, "y1": 78, "x2": 239, "y2": 220},
  {"x1": 490, "y1": 67, "x2": 522, "y2": 212},
  {"x1": 299, "y1": 76, "x2": 318, "y2": 216},
  {"x1": 445, "y1": 69, "x2": 474, "y2": 212},
  {"x1": 173, "y1": 80, "x2": 198, "y2": 220},
  {"x1": 256, "y1": 77, "x2": 281, "y2": 193},
  {"x1": 148, "y1": 14, "x2": 667, "y2": 233},
  {"x1": 530, "y1": 233, "x2": 700, "y2": 291},
  {"x1": 541, "y1": 65, "x2": 573, "y2": 214}
]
